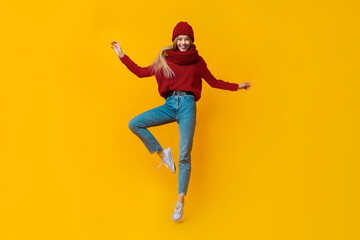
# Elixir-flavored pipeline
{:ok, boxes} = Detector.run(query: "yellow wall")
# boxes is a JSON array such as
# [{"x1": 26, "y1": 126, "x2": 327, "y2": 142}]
[{"x1": 1, "y1": 0, "x2": 359, "y2": 239}]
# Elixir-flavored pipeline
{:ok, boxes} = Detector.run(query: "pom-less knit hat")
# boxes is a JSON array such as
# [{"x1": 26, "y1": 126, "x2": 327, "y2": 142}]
[{"x1": 172, "y1": 21, "x2": 195, "y2": 42}]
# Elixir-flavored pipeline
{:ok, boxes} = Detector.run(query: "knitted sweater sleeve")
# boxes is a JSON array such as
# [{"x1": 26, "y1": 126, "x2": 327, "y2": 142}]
[
  {"x1": 119, "y1": 54, "x2": 154, "y2": 78},
  {"x1": 200, "y1": 57, "x2": 239, "y2": 91}
]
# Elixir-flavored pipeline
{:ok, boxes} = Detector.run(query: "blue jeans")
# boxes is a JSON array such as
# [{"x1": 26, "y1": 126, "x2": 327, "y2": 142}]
[{"x1": 128, "y1": 92, "x2": 197, "y2": 195}]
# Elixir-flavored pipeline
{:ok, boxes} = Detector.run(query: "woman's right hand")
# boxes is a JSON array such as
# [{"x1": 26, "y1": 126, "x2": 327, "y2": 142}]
[{"x1": 111, "y1": 41, "x2": 124, "y2": 58}]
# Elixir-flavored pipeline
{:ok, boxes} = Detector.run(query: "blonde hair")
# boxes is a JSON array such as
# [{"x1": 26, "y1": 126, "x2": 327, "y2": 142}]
[{"x1": 150, "y1": 36, "x2": 194, "y2": 79}]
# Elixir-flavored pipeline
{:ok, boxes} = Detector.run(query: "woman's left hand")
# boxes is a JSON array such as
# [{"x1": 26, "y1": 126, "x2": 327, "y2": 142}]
[{"x1": 238, "y1": 82, "x2": 252, "y2": 90}]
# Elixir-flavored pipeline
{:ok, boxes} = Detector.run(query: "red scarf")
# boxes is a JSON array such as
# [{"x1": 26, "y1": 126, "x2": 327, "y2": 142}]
[{"x1": 166, "y1": 44, "x2": 200, "y2": 65}]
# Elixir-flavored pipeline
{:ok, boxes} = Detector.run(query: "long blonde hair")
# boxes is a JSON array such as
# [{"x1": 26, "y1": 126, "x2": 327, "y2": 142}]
[{"x1": 150, "y1": 36, "x2": 194, "y2": 79}]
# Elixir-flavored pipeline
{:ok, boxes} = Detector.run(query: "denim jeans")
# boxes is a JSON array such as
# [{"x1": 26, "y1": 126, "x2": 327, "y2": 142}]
[{"x1": 128, "y1": 92, "x2": 197, "y2": 195}]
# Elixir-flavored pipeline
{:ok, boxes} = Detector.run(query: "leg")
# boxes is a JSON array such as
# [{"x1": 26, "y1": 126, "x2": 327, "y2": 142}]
[
  {"x1": 172, "y1": 94, "x2": 196, "y2": 222},
  {"x1": 128, "y1": 102, "x2": 175, "y2": 154}
]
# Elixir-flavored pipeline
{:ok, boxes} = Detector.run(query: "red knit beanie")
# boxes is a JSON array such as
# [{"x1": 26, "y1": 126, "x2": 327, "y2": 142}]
[{"x1": 172, "y1": 21, "x2": 195, "y2": 42}]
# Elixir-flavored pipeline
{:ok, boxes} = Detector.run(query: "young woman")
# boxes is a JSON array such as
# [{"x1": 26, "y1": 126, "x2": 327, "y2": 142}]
[{"x1": 111, "y1": 21, "x2": 251, "y2": 222}]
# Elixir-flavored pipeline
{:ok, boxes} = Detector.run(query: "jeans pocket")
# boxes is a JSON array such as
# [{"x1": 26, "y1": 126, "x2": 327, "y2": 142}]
[{"x1": 184, "y1": 94, "x2": 195, "y2": 104}]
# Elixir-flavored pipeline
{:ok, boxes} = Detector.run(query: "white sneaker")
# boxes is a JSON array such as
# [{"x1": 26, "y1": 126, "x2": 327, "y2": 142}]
[
  {"x1": 172, "y1": 202, "x2": 184, "y2": 222},
  {"x1": 157, "y1": 148, "x2": 175, "y2": 174}
]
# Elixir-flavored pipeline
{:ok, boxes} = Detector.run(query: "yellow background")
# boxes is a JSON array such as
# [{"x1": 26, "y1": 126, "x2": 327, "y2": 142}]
[{"x1": 1, "y1": 0, "x2": 359, "y2": 239}]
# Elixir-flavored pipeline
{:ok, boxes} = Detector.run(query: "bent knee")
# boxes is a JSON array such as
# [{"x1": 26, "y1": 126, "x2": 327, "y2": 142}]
[{"x1": 128, "y1": 119, "x2": 138, "y2": 132}]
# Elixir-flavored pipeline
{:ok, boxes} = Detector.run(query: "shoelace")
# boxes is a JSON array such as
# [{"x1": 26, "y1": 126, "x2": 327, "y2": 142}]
[
  {"x1": 157, "y1": 150, "x2": 169, "y2": 170},
  {"x1": 173, "y1": 203, "x2": 183, "y2": 213},
  {"x1": 157, "y1": 161, "x2": 169, "y2": 170}
]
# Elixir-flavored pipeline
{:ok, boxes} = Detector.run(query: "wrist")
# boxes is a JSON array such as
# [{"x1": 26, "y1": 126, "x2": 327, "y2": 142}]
[{"x1": 119, "y1": 53, "x2": 124, "y2": 58}]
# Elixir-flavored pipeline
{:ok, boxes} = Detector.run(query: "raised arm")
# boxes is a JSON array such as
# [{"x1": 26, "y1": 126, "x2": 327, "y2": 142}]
[
  {"x1": 111, "y1": 41, "x2": 154, "y2": 78},
  {"x1": 200, "y1": 58, "x2": 239, "y2": 91},
  {"x1": 200, "y1": 57, "x2": 252, "y2": 91}
]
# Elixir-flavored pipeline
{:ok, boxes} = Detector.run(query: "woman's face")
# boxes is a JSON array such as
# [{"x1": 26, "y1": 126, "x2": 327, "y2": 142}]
[{"x1": 176, "y1": 35, "x2": 191, "y2": 52}]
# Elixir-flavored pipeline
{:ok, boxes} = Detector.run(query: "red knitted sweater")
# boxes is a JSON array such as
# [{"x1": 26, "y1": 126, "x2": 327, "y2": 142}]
[{"x1": 119, "y1": 54, "x2": 239, "y2": 102}]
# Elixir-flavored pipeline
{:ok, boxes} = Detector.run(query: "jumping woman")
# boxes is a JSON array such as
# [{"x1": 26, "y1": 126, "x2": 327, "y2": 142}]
[{"x1": 111, "y1": 21, "x2": 251, "y2": 222}]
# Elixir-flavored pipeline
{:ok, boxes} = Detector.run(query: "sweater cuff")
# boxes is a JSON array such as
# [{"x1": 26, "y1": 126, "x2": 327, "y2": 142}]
[
  {"x1": 232, "y1": 83, "x2": 240, "y2": 91},
  {"x1": 119, "y1": 54, "x2": 128, "y2": 62}
]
